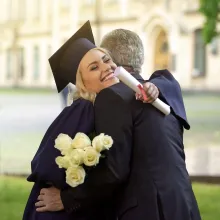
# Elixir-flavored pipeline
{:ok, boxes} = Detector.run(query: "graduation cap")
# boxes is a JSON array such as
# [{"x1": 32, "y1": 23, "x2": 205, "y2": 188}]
[{"x1": 49, "y1": 21, "x2": 96, "y2": 93}]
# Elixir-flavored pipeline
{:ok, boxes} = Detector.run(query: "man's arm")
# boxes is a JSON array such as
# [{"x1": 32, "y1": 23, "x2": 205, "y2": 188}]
[
  {"x1": 60, "y1": 88, "x2": 133, "y2": 213},
  {"x1": 148, "y1": 69, "x2": 179, "y2": 103},
  {"x1": 146, "y1": 69, "x2": 190, "y2": 129}
]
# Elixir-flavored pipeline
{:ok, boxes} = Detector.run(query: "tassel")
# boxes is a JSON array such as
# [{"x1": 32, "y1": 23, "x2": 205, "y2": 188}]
[
  {"x1": 67, "y1": 85, "x2": 74, "y2": 106},
  {"x1": 67, "y1": 92, "x2": 73, "y2": 106}
]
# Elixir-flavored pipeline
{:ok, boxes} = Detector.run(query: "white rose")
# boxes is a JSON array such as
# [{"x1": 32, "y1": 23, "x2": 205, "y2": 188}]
[
  {"x1": 55, "y1": 156, "x2": 71, "y2": 169},
  {"x1": 83, "y1": 146, "x2": 100, "y2": 167},
  {"x1": 66, "y1": 166, "x2": 86, "y2": 187},
  {"x1": 71, "y1": 132, "x2": 91, "y2": 149},
  {"x1": 55, "y1": 134, "x2": 72, "y2": 155},
  {"x1": 103, "y1": 135, "x2": 113, "y2": 150},
  {"x1": 69, "y1": 149, "x2": 85, "y2": 167},
  {"x1": 92, "y1": 133, "x2": 105, "y2": 152}
]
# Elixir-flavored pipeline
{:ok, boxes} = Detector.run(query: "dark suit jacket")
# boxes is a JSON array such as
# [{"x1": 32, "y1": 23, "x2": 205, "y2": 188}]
[
  {"x1": 60, "y1": 72, "x2": 201, "y2": 220},
  {"x1": 148, "y1": 69, "x2": 190, "y2": 130}
]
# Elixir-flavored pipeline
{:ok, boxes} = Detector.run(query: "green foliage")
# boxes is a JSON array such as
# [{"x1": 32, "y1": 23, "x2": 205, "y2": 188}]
[
  {"x1": 199, "y1": 0, "x2": 220, "y2": 44},
  {"x1": 0, "y1": 176, "x2": 33, "y2": 220},
  {"x1": 88, "y1": 131, "x2": 97, "y2": 140},
  {"x1": 193, "y1": 183, "x2": 220, "y2": 220},
  {"x1": 0, "y1": 176, "x2": 220, "y2": 220}
]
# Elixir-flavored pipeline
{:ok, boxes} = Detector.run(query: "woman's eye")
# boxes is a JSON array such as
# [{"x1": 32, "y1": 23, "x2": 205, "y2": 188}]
[
  {"x1": 104, "y1": 58, "x2": 110, "y2": 63},
  {"x1": 90, "y1": 65, "x2": 98, "y2": 71}
]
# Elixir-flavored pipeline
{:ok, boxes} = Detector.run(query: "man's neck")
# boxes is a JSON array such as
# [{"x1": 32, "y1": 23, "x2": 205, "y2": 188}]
[{"x1": 121, "y1": 65, "x2": 136, "y2": 75}]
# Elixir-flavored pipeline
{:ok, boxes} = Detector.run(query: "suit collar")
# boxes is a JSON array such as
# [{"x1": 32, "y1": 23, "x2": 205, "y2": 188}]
[{"x1": 131, "y1": 73, "x2": 145, "y2": 82}]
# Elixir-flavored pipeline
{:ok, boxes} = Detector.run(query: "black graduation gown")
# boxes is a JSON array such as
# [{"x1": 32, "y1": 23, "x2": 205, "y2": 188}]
[{"x1": 22, "y1": 98, "x2": 99, "y2": 220}]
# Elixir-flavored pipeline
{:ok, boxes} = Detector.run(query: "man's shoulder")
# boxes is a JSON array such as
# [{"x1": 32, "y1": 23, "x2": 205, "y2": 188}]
[{"x1": 96, "y1": 83, "x2": 135, "y2": 105}]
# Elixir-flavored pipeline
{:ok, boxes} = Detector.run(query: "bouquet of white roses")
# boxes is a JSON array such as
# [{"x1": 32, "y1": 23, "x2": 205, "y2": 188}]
[{"x1": 54, "y1": 132, "x2": 113, "y2": 188}]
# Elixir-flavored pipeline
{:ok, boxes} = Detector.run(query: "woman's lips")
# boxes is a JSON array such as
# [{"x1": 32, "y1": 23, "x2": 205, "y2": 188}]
[{"x1": 101, "y1": 72, "x2": 115, "y2": 82}]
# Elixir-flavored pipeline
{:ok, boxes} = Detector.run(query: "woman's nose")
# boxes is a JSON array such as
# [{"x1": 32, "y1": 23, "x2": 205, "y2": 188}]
[{"x1": 101, "y1": 63, "x2": 111, "y2": 72}]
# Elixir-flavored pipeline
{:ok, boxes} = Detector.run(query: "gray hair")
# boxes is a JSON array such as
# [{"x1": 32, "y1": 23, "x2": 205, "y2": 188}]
[{"x1": 100, "y1": 29, "x2": 144, "y2": 73}]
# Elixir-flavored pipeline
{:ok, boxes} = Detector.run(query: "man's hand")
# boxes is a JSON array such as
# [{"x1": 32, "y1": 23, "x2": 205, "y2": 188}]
[
  {"x1": 35, "y1": 186, "x2": 64, "y2": 212},
  {"x1": 136, "y1": 82, "x2": 159, "y2": 103}
]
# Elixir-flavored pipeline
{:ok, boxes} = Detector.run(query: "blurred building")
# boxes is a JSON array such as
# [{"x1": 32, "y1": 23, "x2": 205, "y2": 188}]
[{"x1": 0, "y1": 0, "x2": 219, "y2": 90}]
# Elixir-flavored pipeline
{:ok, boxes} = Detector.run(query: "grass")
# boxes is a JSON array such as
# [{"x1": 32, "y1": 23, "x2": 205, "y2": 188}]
[
  {"x1": 192, "y1": 183, "x2": 220, "y2": 220},
  {"x1": 0, "y1": 176, "x2": 219, "y2": 220},
  {"x1": 0, "y1": 176, "x2": 33, "y2": 220}
]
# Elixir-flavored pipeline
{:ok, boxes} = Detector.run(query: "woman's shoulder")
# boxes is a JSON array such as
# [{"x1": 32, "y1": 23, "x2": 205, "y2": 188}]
[
  {"x1": 43, "y1": 98, "x2": 94, "y2": 141},
  {"x1": 69, "y1": 98, "x2": 93, "y2": 109},
  {"x1": 65, "y1": 98, "x2": 94, "y2": 117},
  {"x1": 53, "y1": 99, "x2": 93, "y2": 123}
]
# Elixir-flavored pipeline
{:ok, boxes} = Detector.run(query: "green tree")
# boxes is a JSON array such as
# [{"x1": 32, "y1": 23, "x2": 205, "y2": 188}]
[{"x1": 199, "y1": 0, "x2": 220, "y2": 44}]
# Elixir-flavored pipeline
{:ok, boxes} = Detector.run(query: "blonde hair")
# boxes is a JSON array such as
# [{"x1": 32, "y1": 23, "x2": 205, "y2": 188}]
[{"x1": 72, "y1": 47, "x2": 112, "y2": 103}]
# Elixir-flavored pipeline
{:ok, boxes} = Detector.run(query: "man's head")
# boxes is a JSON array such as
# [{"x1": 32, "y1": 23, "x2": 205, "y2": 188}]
[{"x1": 100, "y1": 29, "x2": 144, "y2": 74}]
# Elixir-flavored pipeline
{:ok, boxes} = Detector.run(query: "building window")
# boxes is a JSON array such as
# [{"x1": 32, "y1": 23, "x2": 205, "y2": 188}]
[
  {"x1": 210, "y1": 38, "x2": 219, "y2": 55},
  {"x1": 193, "y1": 29, "x2": 206, "y2": 77},
  {"x1": 33, "y1": 0, "x2": 40, "y2": 19},
  {"x1": 18, "y1": 48, "x2": 25, "y2": 80},
  {"x1": 165, "y1": 0, "x2": 170, "y2": 11},
  {"x1": 171, "y1": 54, "x2": 176, "y2": 72},
  {"x1": 33, "y1": 46, "x2": 40, "y2": 80},
  {"x1": 47, "y1": 45, "x2": 52, "y2": 80},
  {"x1": 6, "y1": 49, "x2": 12, "y2": 80}
]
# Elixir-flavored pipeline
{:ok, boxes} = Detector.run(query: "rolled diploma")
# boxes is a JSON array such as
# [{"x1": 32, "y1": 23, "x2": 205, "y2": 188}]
[{"x1": 114, "y1": 66, "x2": 170, "y2": 115}]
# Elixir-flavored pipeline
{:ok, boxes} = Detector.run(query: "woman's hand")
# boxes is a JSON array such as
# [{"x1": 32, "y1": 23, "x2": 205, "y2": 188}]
[{"x1": 136, "y1": 82, "x2": 159, "y2": 103}]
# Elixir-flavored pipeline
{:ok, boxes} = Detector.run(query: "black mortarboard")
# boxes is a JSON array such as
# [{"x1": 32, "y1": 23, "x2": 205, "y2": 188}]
[{"x1": 49, "y1": 21, "x2": 96, "y2": 93}]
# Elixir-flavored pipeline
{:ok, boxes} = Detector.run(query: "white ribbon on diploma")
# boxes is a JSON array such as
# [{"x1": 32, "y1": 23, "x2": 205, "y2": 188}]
[{"x1": 114, "y1": 66, "x2": 170, "y2": 115}]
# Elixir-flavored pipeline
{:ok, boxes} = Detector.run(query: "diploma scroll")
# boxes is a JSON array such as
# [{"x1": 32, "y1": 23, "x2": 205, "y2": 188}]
[{"x1": 114, "y1": 66, "x2": 170, "y2": 115}]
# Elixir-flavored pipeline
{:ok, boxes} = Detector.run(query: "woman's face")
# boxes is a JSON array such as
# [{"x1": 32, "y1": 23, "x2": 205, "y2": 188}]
[{"x1": 79, "y1": 49, "x2": 118, "y2": 93}]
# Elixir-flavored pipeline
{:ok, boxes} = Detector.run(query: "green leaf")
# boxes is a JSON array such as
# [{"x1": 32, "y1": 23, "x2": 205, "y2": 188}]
[{"x1": 199, "y1": 0, "x2": 220, "y2": 44}]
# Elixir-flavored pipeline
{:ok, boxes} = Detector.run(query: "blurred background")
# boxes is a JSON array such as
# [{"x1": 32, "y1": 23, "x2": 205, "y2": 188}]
[{"x1": 0, "y1": 0, "x2": 219, "y2": 219}]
